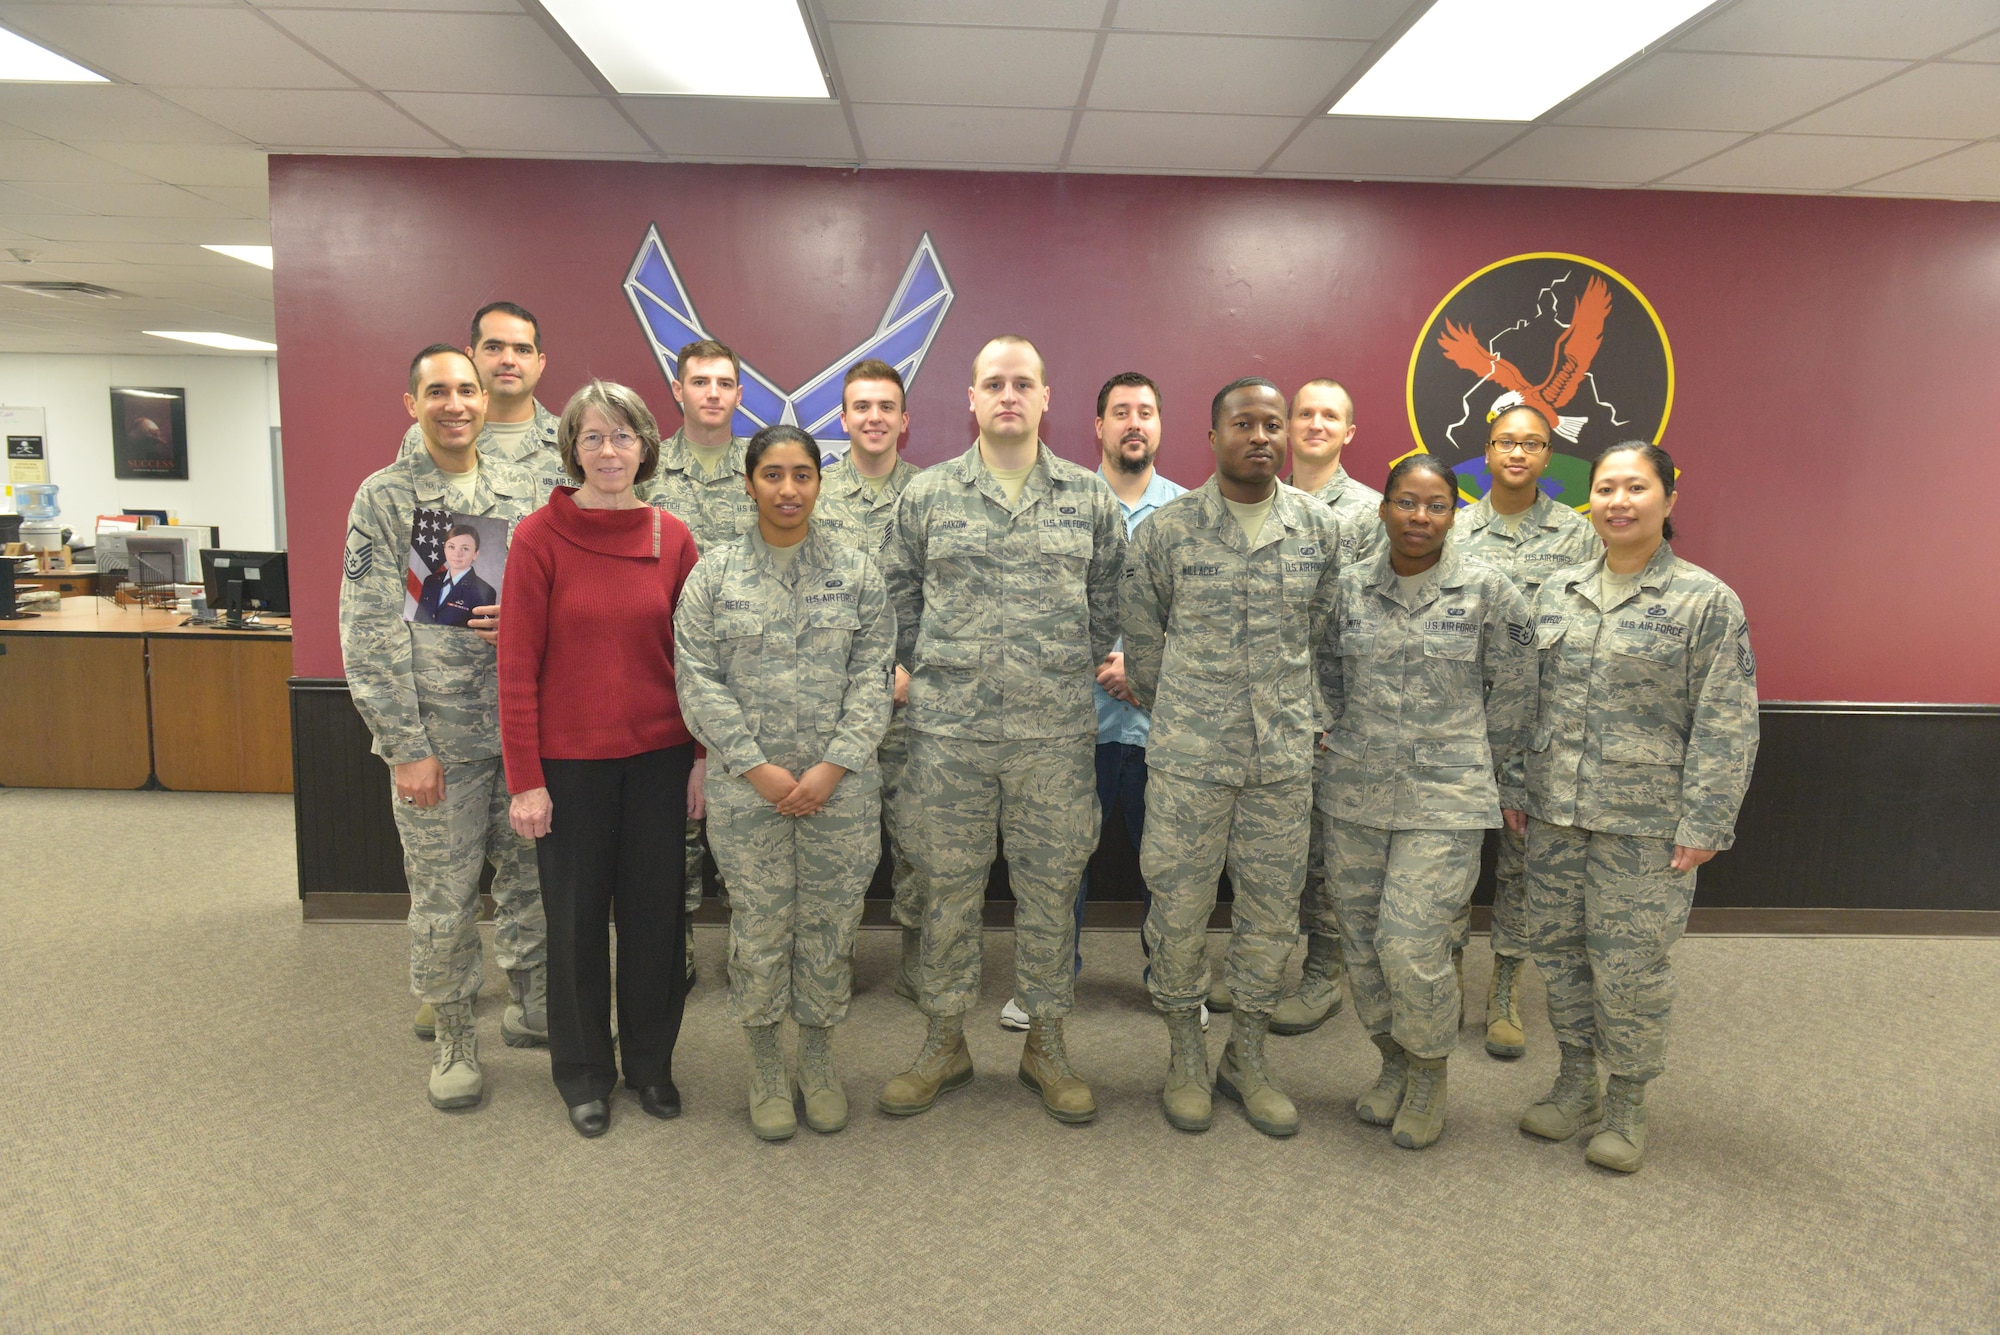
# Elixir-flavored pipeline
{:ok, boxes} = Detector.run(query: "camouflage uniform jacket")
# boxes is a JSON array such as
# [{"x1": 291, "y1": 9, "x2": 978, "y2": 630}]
[
  {"x1": 339, "y1": 445, "x2": 538, "y2": 766},
  {"x1": 814, "y1": 455, "x2": 921, "y2": 556},
  {"x1": 1122, "y1": 477, "x2": 1340, "y2": 787},
  {"x1": 1452, "y1": 490, "x2": 1600, "y2": 600},
  {"x1": 882, "y1": 442, "x2": 1126, "y2": 741},
  {"x1": 674, "y1": 526, "x2": 895, "y2": 782},
  {"x1": 640, "y1": 428, "x2": 756, "y2": 559},
  {"x1": 1315, "y1": 541, "x2": 1533, "y2": 829},
  {"x1": 1518, "y1": 541, "x2": 1759, "y2": 850},
  {"x1": 1306, "y1": 466, "x2": 1385, "y2": 566}
]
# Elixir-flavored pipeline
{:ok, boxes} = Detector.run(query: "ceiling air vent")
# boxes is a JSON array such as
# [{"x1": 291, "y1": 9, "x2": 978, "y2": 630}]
[{"x1": 0, "y1": 280, "x2": 128, "y2": 300}]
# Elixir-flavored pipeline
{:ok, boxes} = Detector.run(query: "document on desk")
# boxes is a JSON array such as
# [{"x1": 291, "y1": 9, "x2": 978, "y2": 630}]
[{"x1": 403, "y1": 508, "x2": 508, "y2": 630}]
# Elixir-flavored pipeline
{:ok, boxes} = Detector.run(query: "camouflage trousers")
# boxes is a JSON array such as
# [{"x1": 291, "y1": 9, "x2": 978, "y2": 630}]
[
  {"x1": 899, "y1": 731, "x2": 1096, "y2": 1020},
  {"x1": 1488, "y1": 822, "x2": 1530, "y2": 958},
  {"x1": 879, "y1": 711, "x2": 925, "y2": 933},
  {"x1": 1141, "y1": 768, "x2": 1312, "y2": 1020},
  {"x1": 707, "y1": 765, "x2": 880, "y2": 1028},
  {"x1": 1296, "y1": 798, "x2": 1343, "y2": 959},
  {"x1": 1325, "y1": 818, "x2": 1483, "y2": 1060},
  {"x1": 392, "y1": 755, "x2": 546, "y2": 1006},
  {"x1": 1522, "y1": 819, "x2": 1695, "y2": 1081}
]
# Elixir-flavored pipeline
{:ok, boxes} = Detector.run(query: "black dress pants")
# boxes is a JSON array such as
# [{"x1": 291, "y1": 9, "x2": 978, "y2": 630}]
[{"x1": 536, "y1": 744, "x2": 692, "y2": 1107}]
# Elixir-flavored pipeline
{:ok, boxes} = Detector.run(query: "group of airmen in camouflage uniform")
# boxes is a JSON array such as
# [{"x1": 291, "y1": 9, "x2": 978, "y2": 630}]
[{"x1": 340, "y1": 300, "x2": 1757, "y2": 1173}]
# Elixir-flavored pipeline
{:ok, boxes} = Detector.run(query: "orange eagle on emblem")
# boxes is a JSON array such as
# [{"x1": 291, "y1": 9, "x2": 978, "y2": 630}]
[{"x1": 1435, "y1": 273, "x2": 1612, "y2": 443}]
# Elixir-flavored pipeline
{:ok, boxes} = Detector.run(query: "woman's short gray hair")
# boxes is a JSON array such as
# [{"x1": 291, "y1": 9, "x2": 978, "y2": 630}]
[{"x1": 558, "y1": 379, "x2": 663, "y2": 484}]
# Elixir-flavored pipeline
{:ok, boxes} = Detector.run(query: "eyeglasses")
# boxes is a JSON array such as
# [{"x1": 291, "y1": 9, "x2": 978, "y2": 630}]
[
  {"x1": 578, "y1": 430, "x2": 639, "y2": 453},
  {"x1": 1390, "y1": 498, "x2": 1454, "y2": 516},
  {"x1": 1490, "y1": 437, "x2": 1549, "y2": 455}
]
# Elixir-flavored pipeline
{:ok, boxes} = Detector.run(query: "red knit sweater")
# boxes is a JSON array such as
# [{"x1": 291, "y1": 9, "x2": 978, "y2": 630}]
[{"x1": 499, "y1": 487, "x2": 700, "y2": 793}]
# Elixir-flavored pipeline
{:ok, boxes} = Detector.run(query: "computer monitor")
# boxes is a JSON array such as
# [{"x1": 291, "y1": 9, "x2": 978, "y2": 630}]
[
  {"x1": 0, "y1": 556, "x2": 37, "y2": 619},
  {"x1": 200, "y1": 549, "x2": 289, "y2": 626},
  {"x1": 125, "y1": 534, "x2": 187, "y2": 587}
]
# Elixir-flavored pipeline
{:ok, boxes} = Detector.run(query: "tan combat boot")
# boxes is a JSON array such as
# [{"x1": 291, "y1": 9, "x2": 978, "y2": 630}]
[
  {"x1": 1392, "y1": 1055, "x2": 1449, "y2": 1149},
  {"x1": 1019, "y1": 1017, "x2": 1097, "y2": 1124},
  {"x1": 893, "y1": 927, "x2": 920, "y2": 1003},
  {"x1": 1214, "y1": 1013, "x2": 1299, "y2": 1137},
  {"x1": 426, "y1": 1000, "x2": 483, "y2": 1111},
  {"x1": 502, "y1": 966, "x2": 549, "y2": 1048},
  {"x1": 1207, "y1": 969, "x2": 1234, "y2": 1013},
  {"x1": 1585, "y1": 1075, "x2": 1649, "y2": 1172},
  {"x1": 413, "y1": 1001, "x2": 435, "y2": 1041},
  {"x1": 796, "y1": 1024, "x2": 848, "y2": 1134},
  {"x1": 878, "y1": 1014, "x2": 973, "y2": 1116},
  {"x1": 745, "y1": 1023, "x2": 796, "y2": 1142},
  {"x1": 1484, "y1": 954, "x2": 1526, "y2": 1059},
  {"x1": 1355, "y1": 1031, "x2": 1408, "y2": 1125},
  {"x1": 1271, "y1": 933, "x2": 1344, "y2": 1036},
  {"x1": 1160, "y1": 1010, "x2": 1212, "y2": 1132},
  {"x1": 1520, "y1": 1043, "x2": 1603, "y2": 1141}
]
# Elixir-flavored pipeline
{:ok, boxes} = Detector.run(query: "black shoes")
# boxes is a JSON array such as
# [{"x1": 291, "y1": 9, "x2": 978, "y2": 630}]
[
  {"x1": 567, "y1": 1099, "x2": 610, "y2": 1139},
  {"x1": 636, "y1": 1081, "x2": 681, "y2": 1120}
]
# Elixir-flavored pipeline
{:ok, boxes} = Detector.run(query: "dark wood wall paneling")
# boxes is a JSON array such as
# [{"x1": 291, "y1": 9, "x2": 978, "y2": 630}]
[{"x1": 294, "y1": 684, "x2": 2000, "y2": 914}]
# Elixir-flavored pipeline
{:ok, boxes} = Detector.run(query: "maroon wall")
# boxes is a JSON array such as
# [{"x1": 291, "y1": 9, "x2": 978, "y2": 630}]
[{"x1": 272, "y1": 156, "x2": 2000, "y2": 702}]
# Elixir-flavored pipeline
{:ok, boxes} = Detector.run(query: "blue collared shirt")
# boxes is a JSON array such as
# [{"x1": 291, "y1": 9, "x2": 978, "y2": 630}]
[{"x1": 1095, "y1": 467, "x2": 1187, "y2": 746}]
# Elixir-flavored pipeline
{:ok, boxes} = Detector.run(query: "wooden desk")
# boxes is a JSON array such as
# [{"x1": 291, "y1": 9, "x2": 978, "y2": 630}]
[
  {"x1": 14, "y1": 569, "x2": 98, "y2": 598},
  {"x1": 0, "y1": 600, "x2": 293, "y2": 792}
]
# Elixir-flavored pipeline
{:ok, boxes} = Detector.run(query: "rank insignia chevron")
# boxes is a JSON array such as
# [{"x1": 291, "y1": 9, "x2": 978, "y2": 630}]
[{"x1": 623, "y1": 227, "x2": 955, "y2": 462}]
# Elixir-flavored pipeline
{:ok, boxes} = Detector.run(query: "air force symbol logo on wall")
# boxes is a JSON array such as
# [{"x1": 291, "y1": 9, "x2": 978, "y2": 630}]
[
  {"x1": 1406, "y1": 253, "x2": 1673, "y2": 509},
  {"x1": 624, "y1": 228, "x2": 954, "y2": 463}
]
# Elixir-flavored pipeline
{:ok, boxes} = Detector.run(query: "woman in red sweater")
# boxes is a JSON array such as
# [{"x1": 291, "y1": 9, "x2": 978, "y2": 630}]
[{"x1": 500, "y1": 379, "x2": 700, "y2": 1139}]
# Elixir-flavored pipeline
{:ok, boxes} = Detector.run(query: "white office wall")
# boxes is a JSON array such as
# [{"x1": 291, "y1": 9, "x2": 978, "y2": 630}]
[{"x1": 0, "y1": 353, "x2": 279, "y2": 551}]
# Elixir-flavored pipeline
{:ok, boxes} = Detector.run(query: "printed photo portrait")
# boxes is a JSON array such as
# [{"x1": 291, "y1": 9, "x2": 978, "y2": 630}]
[{"x1": 402, "y1": 507, "x2": 509, "y2": 629}]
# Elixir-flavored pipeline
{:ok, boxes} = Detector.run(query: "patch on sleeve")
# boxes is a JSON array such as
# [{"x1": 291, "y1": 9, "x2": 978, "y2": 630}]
[
  {"x1": 1735, "y1": 623, "x2": 1756, "y2": 680},
  {"x1": 343, "y1": 524, "x2": 374, "y2": 581},
  {"x1": 1507, "y1": 621, "x2": 1532, "y2": 646}
]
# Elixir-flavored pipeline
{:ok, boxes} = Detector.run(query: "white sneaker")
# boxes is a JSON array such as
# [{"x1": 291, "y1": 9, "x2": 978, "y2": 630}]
[
  {"x1": 1200, "y1": 1004, "x2": 1210, "y2": 1033},
  {"x1": 999, "y1": 999, "x2": 1030, "y2": 1031}
]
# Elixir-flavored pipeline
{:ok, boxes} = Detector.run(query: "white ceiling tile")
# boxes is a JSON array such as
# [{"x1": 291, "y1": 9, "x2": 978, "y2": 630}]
[
  {"x1": 71, "y1": 142, "x2": 269, "y2": 188},
  {"x1": 1113, "y1": 0, "x2": 1406, "y2": 39},
  {"x1": 182, "y1": 184, "x2": 268, "y2": 216},
  {"x1": 0, "y1": 183, "x2": 81, "y2": 214},
  {"x1": 817, "y1": 1, "x2": 1105, "y2": 25},
  {"x1": 2, "y1": 213, "x2": 268, "y2": 244},
  {"x1": 1556, "y1": 52, "x2": 1905, "y2": 132},
  {"x1": 386, "y1": 93, "x2": 648, "y2": 153},
  {"x1": 0, "y1": 86, "x2": 244, "y2": 143},
  {"x1": 1088, "y1": 33, "x2": 1367, "y2": 115},
  {"x1": 621, "y1": 97, "x2": 857, "y2": 160},
  {"x1": 849, "y1": 103, "x2": 1070, "y2": 164},
  {"x1": 1850, "y1": 140, "x2": 2000, "y2": 196},
  {"x1": 831, "y1": 22, "x2": 1096, "y2": 107},
  {"x1": 0, "y1": 140, "x2": 153, "y2": 183},
  {"x1": 8, "y1": 181, "x2": 241, "y2": 218},
  {"x1": 156, "y1": 89, "x2": 448, "y2": 150},
  {"x1": 1676, "y1": 0, "x2": 2000, "y2": 59},
  {"x1": 1067, "y1": 111, "x2": 1297, "y2": 170},
  {"x1": 264, "y1": 10, "x2": 600, "y2": 95},
  {"x1": 1785, "y1": 63, "x2": 2000, "y2": 138},
  {"x1": 1463, "y1": 126, "x2": 1749, "y2": 185},
  {"x1": 0, "y1": 4, "x2": 354, "y2": 89},
  {"x1": 1944, "y1": 31, "x2": 2000, "y2": 61},
  {"x1": 1270, "y1": 116, "x2": 1523, "y2": 177},
  {"x1": 1663, "y1": 132, "x2": 1972, "y2": 190},
  {"x1": 256, "y1": 0, "x2": 518, "y2": 9}
]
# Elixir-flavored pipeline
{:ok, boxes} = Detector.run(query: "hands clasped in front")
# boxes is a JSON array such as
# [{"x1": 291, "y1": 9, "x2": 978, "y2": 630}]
[{"x1": 744, "y1": 761, "x2": 848, "y2": 817}]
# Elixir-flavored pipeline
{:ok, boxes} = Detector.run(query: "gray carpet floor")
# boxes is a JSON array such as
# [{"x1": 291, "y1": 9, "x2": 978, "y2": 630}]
[{"x1": 2, "y1": 786, "x2": 1995, "y2": 1333}]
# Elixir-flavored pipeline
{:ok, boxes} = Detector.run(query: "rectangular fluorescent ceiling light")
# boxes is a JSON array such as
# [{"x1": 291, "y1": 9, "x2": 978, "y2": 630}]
[
  {"x1": 0, "y1": 25, "x2": 107, "y2": 82},
  {"x1": 540, "y1": 0, "x2": 828, "y2": 97},
  {"x1": 1330, "y1": 0, "x2": 1714, "y2": 121},
  {"x1": 146, "y1": 331, "x2": 277, "y2": 352},
  {"x1": 203, "y1": 244, "x2": 273, "y2": 270}
]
